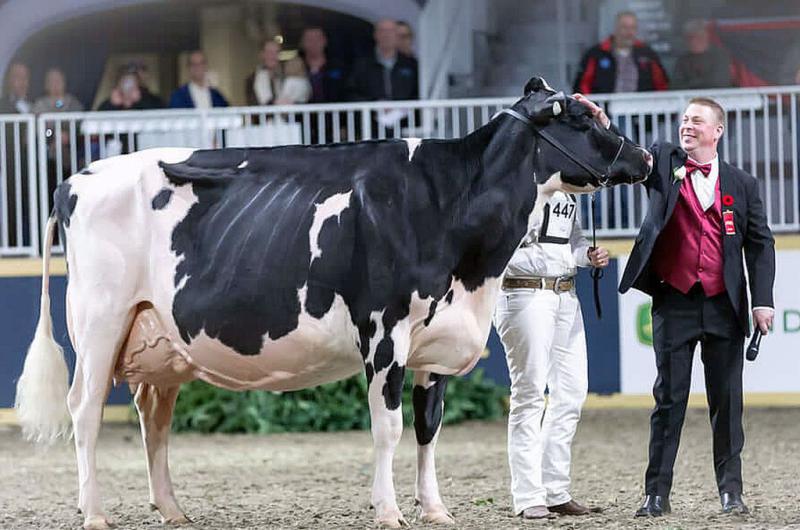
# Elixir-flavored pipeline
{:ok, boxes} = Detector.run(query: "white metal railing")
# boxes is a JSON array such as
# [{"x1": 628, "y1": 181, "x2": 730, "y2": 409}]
[
  {"x1": 0, "y1": 114, "x2": 37, "y2": 256},
  {"x1": 0, "y1": 85, "x2": 798, "y2": 256}
]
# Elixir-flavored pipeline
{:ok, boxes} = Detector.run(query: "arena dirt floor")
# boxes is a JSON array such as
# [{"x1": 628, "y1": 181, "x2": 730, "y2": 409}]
[{"x1": 1, "y1": 407, "x2": 799, "y2": 529}]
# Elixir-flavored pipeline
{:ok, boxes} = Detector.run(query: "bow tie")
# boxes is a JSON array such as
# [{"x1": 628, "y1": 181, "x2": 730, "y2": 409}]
[{"x1": 685, "y1": 159, "x2": 712, "y2": 177}]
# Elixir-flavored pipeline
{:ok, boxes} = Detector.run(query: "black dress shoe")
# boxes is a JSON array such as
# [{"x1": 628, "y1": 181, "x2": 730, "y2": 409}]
[
  {"x1": 721, "y1": 492, "x2": 750, "y2": 514},
  {"x1": 634, "y1": 495, "x2": 671, "y2": 517}
]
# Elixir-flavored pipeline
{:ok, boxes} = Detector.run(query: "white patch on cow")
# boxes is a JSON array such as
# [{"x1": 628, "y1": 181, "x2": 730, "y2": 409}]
[
  {"x1": 237, "y1": 160, "x2": 248, "y2": 169},
  {"x1": 308, "y1": 190, "x2": 352, "y2": 266},
  {"x1": 552, "y1": 101, "x2": 562, "y2": 115},
  {"x1": 407, "y1": 278, "x2": 499, "y2": 376},
  {"x1": 403, "y1": 138, "x2": 422, "y2": 161},
  {"x1": 540, "y1": 77, "x2": 555, "y2": 93},
  {"x1": 364, "y1": 310, "x2": 386, "y2": 365}
]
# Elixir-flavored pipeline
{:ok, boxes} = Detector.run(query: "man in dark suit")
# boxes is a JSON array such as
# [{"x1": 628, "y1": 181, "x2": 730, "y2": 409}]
[
  {"x1": 348, "y1": 18, "x2": 418, "y2": 105},
  {"x1": 169, "y1": 51, "x2": 229, "y2": 109},
  {"x1": 576, "y1": 94, "x2": 775, "y2": 517}
]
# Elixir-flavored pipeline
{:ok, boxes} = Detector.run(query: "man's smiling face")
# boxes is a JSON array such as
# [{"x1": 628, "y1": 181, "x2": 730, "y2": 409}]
[{"x1": 679, "y1": 103, "x2": 723, "y2": 154}]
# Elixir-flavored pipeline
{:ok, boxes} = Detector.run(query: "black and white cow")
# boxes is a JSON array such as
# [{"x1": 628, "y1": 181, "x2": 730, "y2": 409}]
[{"x1": 15, "y1": 78, "x2": 651, "y2": 529}]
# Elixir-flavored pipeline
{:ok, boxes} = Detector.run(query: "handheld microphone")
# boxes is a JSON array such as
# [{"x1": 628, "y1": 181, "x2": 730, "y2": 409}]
[{"x1": 746, "y1": 328, "x2": 762, "y2": 362}]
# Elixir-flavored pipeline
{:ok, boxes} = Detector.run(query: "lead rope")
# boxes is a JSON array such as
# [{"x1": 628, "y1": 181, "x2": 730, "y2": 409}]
[{"x1": 590, "y1": 193, "x2": 603, "y2": 319}]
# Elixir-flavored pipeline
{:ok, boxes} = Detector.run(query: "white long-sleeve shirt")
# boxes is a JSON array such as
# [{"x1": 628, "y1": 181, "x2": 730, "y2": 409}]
[{"x1": 504, "y1": 191, "x2": 592, "y2": 278}]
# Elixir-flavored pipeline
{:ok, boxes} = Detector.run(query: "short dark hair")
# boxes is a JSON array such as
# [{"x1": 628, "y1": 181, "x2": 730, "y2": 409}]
[{"x1": 688, "y1": 97, "x2": 726, "y2": 125}]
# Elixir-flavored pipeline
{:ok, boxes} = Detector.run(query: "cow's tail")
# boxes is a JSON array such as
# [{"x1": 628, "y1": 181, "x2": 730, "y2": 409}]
[{"x1": 15, "y1": 216, "x2": 71, "y2": 443}]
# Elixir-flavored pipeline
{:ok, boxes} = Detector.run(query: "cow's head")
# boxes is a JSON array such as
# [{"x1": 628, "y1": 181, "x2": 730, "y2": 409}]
[{"x1": 510, "y1": 76, "x2": 651, "y2": 192}]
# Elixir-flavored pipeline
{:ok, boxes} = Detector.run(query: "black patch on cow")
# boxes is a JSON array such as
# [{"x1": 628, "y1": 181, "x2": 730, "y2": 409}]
[
  {"x1": 423, "y1": 299, "x2": 438, "y2": 326},
  {"x1": 151, "y1": 188, "x2": 173, "y2": 210},
  {"x1": 53, "y1": 182, "x2": 78, "y2": 228},
  {"x1": 373, "y1": 337, "x2": 394, "y2": 373},
  {"x1": 444, "y1": 289, "x2": 454, "y2": 304},
  {"x1": 79, "y1": 168, "x2": 93, "y2": 175},
  {"x1": 382, "y1": 362, "x2": 405, "y2": 410},
  {"x1": 365, "y1": 363, "x2": 374, "y2": 386},
  {"x1": 412, "y1": 373, "x2": 448, "y2": 446},
  {"x1": 358, "y1": 320, "x2": 377, "y2": 360}
]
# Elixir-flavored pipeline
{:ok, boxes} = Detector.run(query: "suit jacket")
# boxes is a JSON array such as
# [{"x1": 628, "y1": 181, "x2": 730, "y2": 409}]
[
  {"x1": 619, "y1": 141, "x2": 775, "y2": 335},
  {"x1": 168, "y1": 84, "x2": 229, "y2": 109},
  {"x1": 347, "y1": 52, "x2": 418, "y2": 102}
]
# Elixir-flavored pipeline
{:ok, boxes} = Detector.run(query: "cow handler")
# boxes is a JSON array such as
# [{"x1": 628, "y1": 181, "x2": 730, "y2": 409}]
[{"x1": 494, "y1": 188, "x2": 608, "y2": 519}]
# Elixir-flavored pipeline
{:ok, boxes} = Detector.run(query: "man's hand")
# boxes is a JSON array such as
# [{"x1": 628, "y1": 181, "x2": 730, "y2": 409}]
[
  {"x1": 572, "y1": 93, "x2": 611, "y2": 129},
  {"x1": 753, "y1": 308, "x2": 774, "y2": 335},
  {"x1": 588, "y1": 247, "x2": 610, "y2": 268}
]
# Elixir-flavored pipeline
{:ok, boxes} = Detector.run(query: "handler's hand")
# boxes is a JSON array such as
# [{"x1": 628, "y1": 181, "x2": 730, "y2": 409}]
[
  {"x1": 753, "y1": 308, "x2": 774, "y2": 335},
  {"x1": 572, "y1": 93, "x2": 611, "y2": 129},
  {"x1": 588, "y1": 247, "x2": 610, "y2": 268}
]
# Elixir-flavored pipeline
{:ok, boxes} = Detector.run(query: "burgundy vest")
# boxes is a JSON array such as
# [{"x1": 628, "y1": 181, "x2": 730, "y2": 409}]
[{"x1": 652, "y1": 176, "x2": 725, "y2": 296}]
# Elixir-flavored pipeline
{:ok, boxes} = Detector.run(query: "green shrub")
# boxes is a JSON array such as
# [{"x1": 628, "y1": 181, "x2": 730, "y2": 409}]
[{"x1": 169, "y1": 369, "x2": 508, "y2": 434}]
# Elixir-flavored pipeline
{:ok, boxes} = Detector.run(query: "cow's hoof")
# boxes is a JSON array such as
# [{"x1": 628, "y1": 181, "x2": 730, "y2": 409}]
[
  {"x1": 375, "y1": 511, "x2": 409, "y2": 528},
  {"x1": 163, "y1": 514, "x2": 193, "y2": 526},
  {"x1": 421, "y1": 508, "x2": 455, "y2": 525},
  {"x1": 83, "y1": 515, "x2": 114, "y2": 530},
  {"x1": 150, "y1": 502, "x2": 192, "y2": 525}
]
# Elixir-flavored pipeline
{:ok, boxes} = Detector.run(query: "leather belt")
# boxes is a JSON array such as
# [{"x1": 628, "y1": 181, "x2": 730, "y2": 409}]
[{"x1": 502, "y1": 276, "x2": 575, "y2": 292}]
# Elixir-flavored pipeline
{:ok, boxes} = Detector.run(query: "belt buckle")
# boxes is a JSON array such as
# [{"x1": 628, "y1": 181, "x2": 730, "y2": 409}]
[{"x1": 554, "y1": 277, "x2": 571, "y2": 292}]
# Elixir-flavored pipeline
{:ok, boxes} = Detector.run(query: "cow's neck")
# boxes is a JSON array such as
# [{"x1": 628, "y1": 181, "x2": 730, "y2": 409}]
[{"x1": 447, "y1": 117, "x2": 538, "y2": 291}]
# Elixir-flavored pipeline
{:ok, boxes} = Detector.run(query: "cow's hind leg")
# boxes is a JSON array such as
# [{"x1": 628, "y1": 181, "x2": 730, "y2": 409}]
[
  {"x1": 68, "y1": 307, "x2": 134, "y2": 530},
  {"x1": 362, "y1": 320, "x2": 410, "y2": 528},
  {"x1": 133, "y1": 383, "x2": 190, "y2": 525},
  {"x1": 412, "y1": 371, "x2": 454, "y2": 524}
]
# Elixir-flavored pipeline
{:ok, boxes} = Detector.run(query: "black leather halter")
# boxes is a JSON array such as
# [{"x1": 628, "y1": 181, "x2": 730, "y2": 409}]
[{"x1": 499, "y1": 107, "x2": 626, "y2": 188}]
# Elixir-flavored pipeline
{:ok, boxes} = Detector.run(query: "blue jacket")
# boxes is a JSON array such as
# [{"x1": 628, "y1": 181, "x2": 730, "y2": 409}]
[{"x1": 168, "y1": 84, "x2": 229, "y2": 108}]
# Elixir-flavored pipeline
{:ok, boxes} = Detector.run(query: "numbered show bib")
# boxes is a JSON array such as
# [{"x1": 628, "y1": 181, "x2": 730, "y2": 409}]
[{"x1": 539, "y1": 194, "x2": 576, "y2": 244}]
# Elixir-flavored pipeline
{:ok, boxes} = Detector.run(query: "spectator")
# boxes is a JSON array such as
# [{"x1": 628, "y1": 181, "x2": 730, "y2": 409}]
[
  {"x1": 35, "y1": 68, "x2": 84, "y2": 185},
  {"x1": 396, "y1": 21, "x2": 417, "y2": 62},
  {"x1": 97, "y1": 71, "x2": 145, "y2": 111},
  {"x1": 1, "y1": 62, "x2": 33, "y2": 247},
  {"x1": 672, "y1": 20, "x2": 732, "y2": 90},
  {"x1": 33, "y1": 68, "x2": 84, "y2": 113},
  {"x1": 246, "y1": 39, "x2": 310, "y2": 106},
  {"x1": 0, "y1": 62, "x2": 33, "y2": 114},
  {"x1": 169, "y1": 51, "x2": 229, "y2": 109},
  {"x1": 125, "y1": 61, "x2": 164, "y2": 109},
  {"x1": 348, "y1": 19, "x2": 419, "y2": 102},
  {"x1": 300, "y1": 27, "x2": 346, "y2": 104},
  {"x1": 573, "y1": 11, "x2": 668, "y2": 94}
]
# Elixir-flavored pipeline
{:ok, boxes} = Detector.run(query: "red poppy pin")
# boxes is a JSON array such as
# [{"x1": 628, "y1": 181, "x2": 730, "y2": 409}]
[{"x1": 722, "y1": 194, "x2": 734, "y2": 206}]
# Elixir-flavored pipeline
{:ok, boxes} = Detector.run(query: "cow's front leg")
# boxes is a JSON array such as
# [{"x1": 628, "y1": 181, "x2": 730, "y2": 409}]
[
  {"x1": 362, "y1": 320, "x2": 409, "y2": 528},
  {"x1": 412, "y1": 371, "x2": 454, "y2": 524}
]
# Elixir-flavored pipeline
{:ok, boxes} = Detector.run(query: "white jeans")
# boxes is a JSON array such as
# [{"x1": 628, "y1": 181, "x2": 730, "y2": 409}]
[{"x1": 493, "y1": 288, "x2": 588, "y2": 514}]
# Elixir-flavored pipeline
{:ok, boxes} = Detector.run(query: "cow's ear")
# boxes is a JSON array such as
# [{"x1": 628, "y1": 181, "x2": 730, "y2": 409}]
[
  {"x1": 531, "y1": 92, "x2": 566, "y2": 123},
  {"x1": 524, "y1": 76, "x2": 556, "y2": 96}
]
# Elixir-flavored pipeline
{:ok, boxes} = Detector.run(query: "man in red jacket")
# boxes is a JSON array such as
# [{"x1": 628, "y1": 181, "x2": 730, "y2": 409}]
[{"x1": 573, "y1": 12, "x2": 669, "y2": 94}]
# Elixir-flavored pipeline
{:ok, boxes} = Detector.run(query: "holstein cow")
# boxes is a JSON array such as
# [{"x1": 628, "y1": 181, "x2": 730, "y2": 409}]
[{"x1": 15, "y1": 77, "x2": 651, "y2": 529}]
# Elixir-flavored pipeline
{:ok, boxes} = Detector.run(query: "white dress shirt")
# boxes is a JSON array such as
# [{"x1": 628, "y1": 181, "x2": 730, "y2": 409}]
[
  {"x1": 687, "y1": 155, "x2": 719, "y2": 211},
  {"x1": 188, "y1": 82, "x2": 212, "y2": 109},
  {"x1": 505, "y1": 191, "x2": 591, "y2": 278}
]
